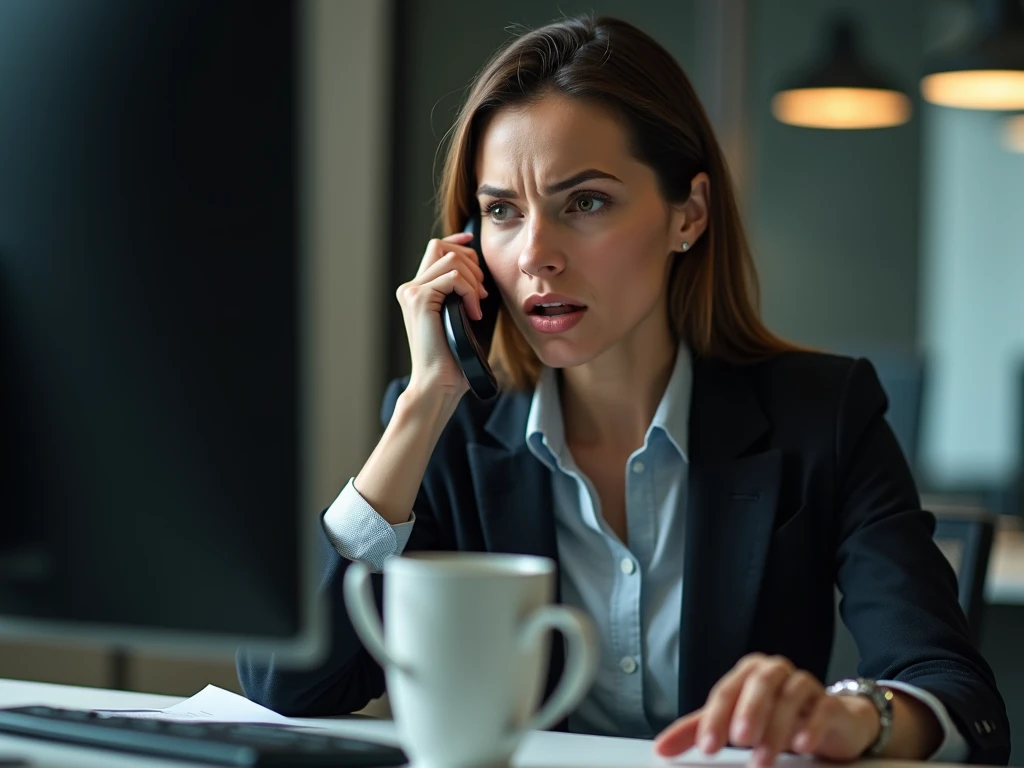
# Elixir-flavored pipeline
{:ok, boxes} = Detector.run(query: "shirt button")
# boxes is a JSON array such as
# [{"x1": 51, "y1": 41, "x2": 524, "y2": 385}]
[
  {"x1": 620, "y1": 656, "x2": 638, "y2": 674},
  {"x1": 632, "y1": 460, "x2": 645, "y2": 474},
  {"x1": 620, "y1": 558, "x2": 636, "y2": 575}
]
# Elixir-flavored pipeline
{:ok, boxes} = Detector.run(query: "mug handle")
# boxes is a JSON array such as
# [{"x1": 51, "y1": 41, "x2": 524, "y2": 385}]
[
  {"x1": 342, "y1": 561, "x2": 412, "y2": 676},
  {"x1": 515, "y1": 605, "x2": 598, "y2": 734}
]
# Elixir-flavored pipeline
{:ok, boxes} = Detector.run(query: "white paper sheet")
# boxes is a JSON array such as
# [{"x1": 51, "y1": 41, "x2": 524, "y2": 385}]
[{"x1": 94, "y1": 684, "x2": 320, "y2": 727}]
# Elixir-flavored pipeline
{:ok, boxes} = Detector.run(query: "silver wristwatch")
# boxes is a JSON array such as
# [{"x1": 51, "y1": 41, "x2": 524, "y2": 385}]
[{"x1": 826, "y1": 678, "x2": 895, "y2": 757}]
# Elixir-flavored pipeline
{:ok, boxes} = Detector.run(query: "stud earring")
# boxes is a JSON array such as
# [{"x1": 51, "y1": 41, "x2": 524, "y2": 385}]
[{"x1": 680, "y1": 241, "x2": 690, "y2": 252}]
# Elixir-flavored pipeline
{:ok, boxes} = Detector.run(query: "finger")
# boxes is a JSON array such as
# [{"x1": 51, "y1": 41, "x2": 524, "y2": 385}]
[
  {"x1": 427, "y1": 269, "x2": 482, "y2": 320},
  {"x1": 441, "y1": 231, "x2": 475, "y2": 243},
  {"x1": 729, "y1": 656, "x2": 793, "y2": 747},
  {"x1": 790, "y1": 693, "x2": 841, "y2": 756},
  {"x1": 416, "y1": 252, "x2": 488, "y2": 298},
  {"x1": 419, "y1": 243, "x2": 485, "y2": 285},
  {"x1": 419, "y1": 237, "x2": 483, "y2": 275},
  {"x1": 696, "y1": 655, "x2": 763, "y2": 754},
  {"x1": 653, "y1": 708, "x2": 703, "y2": 757},
  {"x1": 440, "y1": 232, "x2": 479, "y2": 262},
  {"x1": 755, "y1": 672, "x2": 822, "y2": 767}
]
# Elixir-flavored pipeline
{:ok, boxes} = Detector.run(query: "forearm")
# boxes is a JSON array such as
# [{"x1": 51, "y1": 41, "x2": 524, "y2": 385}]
[
  {"x1": 237, "y1": 538, "x2": 384, "y2": 715},
  {"x1": 354, "y1": 388, "x2": 459, "y2": 525}
]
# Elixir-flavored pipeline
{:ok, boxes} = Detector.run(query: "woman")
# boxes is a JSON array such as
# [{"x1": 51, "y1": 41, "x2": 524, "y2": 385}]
[{"x1": 238, "y1": 15, "x2": 1009, "y2": 765}]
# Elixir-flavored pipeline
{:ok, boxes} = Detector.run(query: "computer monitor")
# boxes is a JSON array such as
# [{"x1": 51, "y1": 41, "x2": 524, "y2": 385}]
[{"x1": 0, "y1": 0, "x2": 327, "y2": 662}]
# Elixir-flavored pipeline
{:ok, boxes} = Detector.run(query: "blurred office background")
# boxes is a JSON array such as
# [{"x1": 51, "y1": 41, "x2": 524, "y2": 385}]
[{"x1": 1, "y1": 0, "x2": 1022, "y2": 761}]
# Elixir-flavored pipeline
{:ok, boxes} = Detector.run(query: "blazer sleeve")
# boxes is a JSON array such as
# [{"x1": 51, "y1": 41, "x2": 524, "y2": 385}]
[
  {"x1": 236, "y1": 377, "x2": 443, "y2": 716},
  {"x1": 833, "y1": 358, "x2": 1010, "y2": 765}
]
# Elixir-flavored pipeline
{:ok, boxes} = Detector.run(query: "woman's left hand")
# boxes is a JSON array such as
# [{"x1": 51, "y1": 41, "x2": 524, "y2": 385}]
[{"x1": 654, "y1": 653, "x2": 881, "y2": 767}]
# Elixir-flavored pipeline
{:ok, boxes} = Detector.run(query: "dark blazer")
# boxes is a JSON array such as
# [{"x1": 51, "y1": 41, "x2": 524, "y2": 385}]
[{"x1": 237, "y1": 351, "x2": 1010, "y2": 765}]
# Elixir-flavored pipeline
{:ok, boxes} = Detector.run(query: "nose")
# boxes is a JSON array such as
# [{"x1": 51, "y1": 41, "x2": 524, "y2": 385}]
[{"x1": 517, "y1": 217, "x2": 565, "y2": 279}]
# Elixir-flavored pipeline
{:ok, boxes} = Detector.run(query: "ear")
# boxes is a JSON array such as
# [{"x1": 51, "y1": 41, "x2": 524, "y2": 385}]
[{"x1": 668, "y1": 172, "x2": 710, "y2": 252}]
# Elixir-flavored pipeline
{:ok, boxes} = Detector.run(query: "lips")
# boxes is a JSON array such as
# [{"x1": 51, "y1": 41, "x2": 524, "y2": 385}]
[
  {"x1": 533, "y1": 303, "x2": 584, "y2": 317},
  {"x1": 527, "y1": 308, "x2": 586, "y2": 335},
  {"x1": 523, "y1": 294, "x2": 588, "y2": 315}
]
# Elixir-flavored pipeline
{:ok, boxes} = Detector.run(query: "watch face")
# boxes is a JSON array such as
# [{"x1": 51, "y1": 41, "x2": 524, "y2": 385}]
[{"x1": 827, "y1": 678, "x2": 866, "y2": 695}]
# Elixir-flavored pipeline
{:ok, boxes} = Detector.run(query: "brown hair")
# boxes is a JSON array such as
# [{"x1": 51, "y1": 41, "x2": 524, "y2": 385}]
[{"x1": 437, "y1": 15, "x2": 799, "y2": 391}]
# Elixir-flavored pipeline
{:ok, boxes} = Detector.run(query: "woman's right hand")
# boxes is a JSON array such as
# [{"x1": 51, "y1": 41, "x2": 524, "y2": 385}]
[{"x1": 395, "y1": 231, "x2": 490, "y2": 399}]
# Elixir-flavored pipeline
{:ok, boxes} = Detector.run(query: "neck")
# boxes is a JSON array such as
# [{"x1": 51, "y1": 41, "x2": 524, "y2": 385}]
[{"x1": 560, "y1": 313, "x2": 676, "y2": 451}]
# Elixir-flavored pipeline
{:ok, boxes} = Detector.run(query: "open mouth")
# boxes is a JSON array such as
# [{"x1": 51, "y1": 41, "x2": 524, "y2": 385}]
[{"x1": 531, "y1": 302, "x2": 586, "y2": 317}]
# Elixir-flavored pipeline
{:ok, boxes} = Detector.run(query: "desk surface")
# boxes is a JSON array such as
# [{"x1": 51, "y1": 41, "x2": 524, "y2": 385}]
[{"x1": 0, "y1": 679, "x2": 985, "y2": 768}]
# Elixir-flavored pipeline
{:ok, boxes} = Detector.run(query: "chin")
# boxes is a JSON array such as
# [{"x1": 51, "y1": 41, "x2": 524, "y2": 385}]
[{"x1": 528, "y1": 336, "x2": 604, "y2": 370}]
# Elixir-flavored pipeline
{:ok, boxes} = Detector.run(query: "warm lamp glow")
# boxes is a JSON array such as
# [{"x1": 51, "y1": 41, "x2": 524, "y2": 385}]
[
  {"x1": 771, "y1": 87, "x2": 912, "y2": 129},
  {"x1": 922, "y1": 70, "x2": 1024, "y2": 109},
  {"x1": 1004, "y1": 114, "x2": 1024, "y2": 152}
]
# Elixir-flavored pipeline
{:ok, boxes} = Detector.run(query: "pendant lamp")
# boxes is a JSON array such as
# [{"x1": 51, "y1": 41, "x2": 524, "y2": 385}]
[
  {"x1": 921, "y1": 0, "x2": 1024, "y2": 110},
  {"x1": 772, "y1": 16, "x2": 912, "y2": 129}
]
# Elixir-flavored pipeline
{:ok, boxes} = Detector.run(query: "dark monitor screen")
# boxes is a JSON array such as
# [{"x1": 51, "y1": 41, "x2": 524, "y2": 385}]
[{"x1": 0, "y1": 0, "x2": 323, "y2": 660}]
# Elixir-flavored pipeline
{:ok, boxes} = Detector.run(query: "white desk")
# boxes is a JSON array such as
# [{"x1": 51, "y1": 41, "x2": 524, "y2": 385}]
[{"x1": 0, "y1": 679, "x2": 980, "y2": 768}]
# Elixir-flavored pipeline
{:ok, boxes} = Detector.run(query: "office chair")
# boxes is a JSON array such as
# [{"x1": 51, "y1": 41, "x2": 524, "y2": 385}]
[{"x1": 826, "y1": 507, "x2": 997, "y2": 682}]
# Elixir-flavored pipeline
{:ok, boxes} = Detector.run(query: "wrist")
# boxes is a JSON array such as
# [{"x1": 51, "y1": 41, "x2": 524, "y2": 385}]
[
  {"x1": 887, "y1": 689, "x2": 945, "y2": 760},
  {"x1": 395, "y1": 385, "x2": 462, "y2": 434},
  {"x1": 837, "y1": 694, "x2": 882, "y2": 752},
  {"x1": 827, "y1": 678, "x2": 893, "y2": 757}
]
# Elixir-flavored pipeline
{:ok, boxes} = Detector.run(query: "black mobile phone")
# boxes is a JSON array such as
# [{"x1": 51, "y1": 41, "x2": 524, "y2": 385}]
[{"x1": 441, "y1": 214, "x2": 500, "y2": 400}]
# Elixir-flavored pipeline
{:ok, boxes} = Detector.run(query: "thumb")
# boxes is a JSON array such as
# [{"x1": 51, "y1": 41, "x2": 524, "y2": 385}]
[{"x1": 653, "y1": 708, "x2": 703, "y2": 757}]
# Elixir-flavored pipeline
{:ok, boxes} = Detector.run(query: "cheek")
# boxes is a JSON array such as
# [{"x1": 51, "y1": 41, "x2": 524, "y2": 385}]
[
  {"x1": 589, "y1": 229, "x2": 669, "y2": 300},
  {"x1": 483, "y1": 248, "x2": 519, "y2": 301}
]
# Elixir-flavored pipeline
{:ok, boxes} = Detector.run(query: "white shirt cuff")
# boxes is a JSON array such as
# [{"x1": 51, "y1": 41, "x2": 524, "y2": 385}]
[
  {"x1": 878, "y1": 679, "x2": 969, "y2": 762},
  {"x1": 321, "y1": 478, "x2": 416, "y2": 572}
]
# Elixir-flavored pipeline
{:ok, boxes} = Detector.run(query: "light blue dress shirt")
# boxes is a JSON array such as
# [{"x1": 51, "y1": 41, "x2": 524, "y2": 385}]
[
  {"x1": 521, "y1": 347, "x2": 691, "y2": 737},
  {"x1": 323, "y1": 344, "x2": 967, "y2": 758}
]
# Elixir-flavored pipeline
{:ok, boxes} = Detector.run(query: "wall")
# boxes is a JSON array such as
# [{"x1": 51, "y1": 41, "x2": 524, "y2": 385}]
[{"x1": 745, "y1": 0, "x2": 926, "y2": 354}]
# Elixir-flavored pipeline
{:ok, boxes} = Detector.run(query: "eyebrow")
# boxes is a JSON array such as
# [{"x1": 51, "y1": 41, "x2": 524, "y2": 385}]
[{"x1": 476, "y1": 168, "x2": 622, "y2": 199}]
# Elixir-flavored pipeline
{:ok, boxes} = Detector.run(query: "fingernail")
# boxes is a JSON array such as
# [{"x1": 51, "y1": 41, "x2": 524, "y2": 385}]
[
  {"x1": 794, "y1": 732, "x2": 809, "y2": 752},
  {"x1": 733, "y1": 717, "x2": 750, "y2": 742},
  {"x1": 699, "y1": 733, "x2": 716, "y2": 753},
  {"x1": 753, "y1": 747, "x2": 773, "y2": 767}
]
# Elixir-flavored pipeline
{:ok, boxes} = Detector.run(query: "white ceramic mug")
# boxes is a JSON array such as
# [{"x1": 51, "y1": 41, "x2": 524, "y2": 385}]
[{"x1": 343, "y1": 552, "x2": 598, "y2": 768}]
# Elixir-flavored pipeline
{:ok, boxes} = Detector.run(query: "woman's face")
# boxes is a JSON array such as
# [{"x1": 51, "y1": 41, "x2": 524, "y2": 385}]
[{"x1": 473, "y1": 93, "x2": 706, "y2": 370}]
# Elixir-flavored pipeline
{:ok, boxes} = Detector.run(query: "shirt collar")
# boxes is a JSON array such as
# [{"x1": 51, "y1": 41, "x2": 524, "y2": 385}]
[{"x1": 525, "y1": 343, "x2": 692, "y2": 466}]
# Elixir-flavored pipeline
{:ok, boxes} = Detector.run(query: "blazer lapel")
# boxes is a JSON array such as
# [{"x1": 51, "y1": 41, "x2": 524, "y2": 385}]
[
  {"x1": 677, "y1": 358, "x2": 782, "y2": 717},
  {"x1": 467, "y1": 441, "x2": 557, "y2": 561},
  {"x1": 467, "y1": 390, "x2": 557, "y2": 562},
  {"x1": 466, "y1": 390, "x2": 565, "y2": 723}
]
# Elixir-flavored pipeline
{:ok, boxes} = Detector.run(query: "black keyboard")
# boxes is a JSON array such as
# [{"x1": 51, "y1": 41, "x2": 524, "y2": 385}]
[{"x1": 0, "y1": 706, "x2": 408, "y2": 767}]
